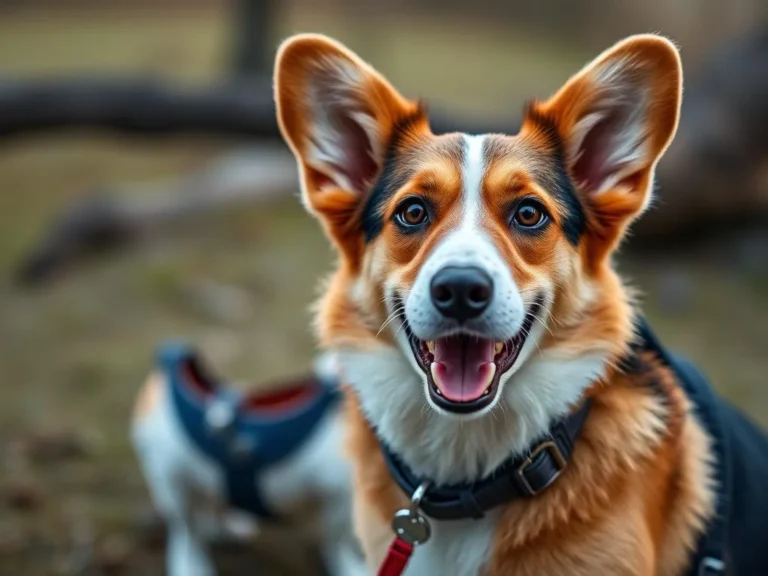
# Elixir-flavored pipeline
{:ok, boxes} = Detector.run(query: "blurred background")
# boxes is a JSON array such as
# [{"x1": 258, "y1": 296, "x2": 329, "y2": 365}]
[{"x1": 0, "y1": 0, "x2": 766, "y2": 574}]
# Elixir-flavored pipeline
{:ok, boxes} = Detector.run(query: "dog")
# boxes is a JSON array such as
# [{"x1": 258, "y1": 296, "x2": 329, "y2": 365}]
[
  {"x1": 274, "y1": 33, "x2": 768, "y2": 575},
  {"x1": 131, "y1": 344, "x2": 365, "y2": 576}
]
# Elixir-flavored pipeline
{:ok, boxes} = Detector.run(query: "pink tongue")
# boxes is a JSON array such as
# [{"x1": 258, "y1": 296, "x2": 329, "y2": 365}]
[{"x1": 432, "y1": 336, "x2": 495, "y2": 402}]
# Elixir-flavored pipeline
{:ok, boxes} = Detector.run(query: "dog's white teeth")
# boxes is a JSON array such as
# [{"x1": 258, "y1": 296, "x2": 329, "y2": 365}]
[
  {"x1": 494, "y1": 342, "x2": 504, "y2": 355},
  {"x1": 486, "y1": 362, "x2": 496, "y2": 384},
  {"x1": 426, "y1": 340, "x2": 436, "y2": 354},
  {"x1": 480, "y1": 363, "x2": 496, "y2": 397},
  {"x1": 430, "y1": 362, "x2": 442, "y2": 395}
]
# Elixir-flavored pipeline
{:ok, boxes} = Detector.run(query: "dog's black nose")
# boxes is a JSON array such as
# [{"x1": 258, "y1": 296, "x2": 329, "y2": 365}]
[{"x1": 430, "y1": 266, "x2": 493, "y2": 322}]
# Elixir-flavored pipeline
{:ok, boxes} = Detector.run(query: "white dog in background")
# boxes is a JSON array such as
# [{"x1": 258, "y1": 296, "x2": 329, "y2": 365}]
[{"x1": 131, "y1": 345, "x2": 363, "y2": 576}]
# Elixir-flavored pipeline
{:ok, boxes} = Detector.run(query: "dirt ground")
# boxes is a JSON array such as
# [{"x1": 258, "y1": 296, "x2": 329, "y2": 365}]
[{"x1": 0, "y1": 7, "x2": 766, "y2": 576}]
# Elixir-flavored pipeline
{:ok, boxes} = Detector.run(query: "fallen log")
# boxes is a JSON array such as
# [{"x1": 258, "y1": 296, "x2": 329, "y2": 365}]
[
  {"x1": 0, "y1": 76, "x2": 279, "y2": 141},
  {"x1": 0, "y1": 75, "x2": 514, "y2": 142},
  {"x1": 15, "y1": 145, "x2": 298, "y2": 284}
]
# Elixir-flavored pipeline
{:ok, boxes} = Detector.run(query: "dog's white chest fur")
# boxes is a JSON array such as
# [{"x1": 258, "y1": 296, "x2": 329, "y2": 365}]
[{"x1": 404, "y1": 512, "x2": 500, "y2": 576}]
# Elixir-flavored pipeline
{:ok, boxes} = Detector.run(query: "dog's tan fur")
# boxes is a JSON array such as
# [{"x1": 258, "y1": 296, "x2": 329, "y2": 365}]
[{"x1": 275, "y1": 33, "x2": 716, "y2": 575}]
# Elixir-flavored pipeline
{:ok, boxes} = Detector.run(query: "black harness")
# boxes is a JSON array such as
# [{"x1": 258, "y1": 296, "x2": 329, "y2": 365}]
[
  {"x1": 382, "y1": 401, "x2": 590, "y2": 521},
  {"x1": 379, "y1": 318, "x2": 768, "y2": 575},
  {"x1": 636, "y1": 320, "x2": 729, "y2": 576}
]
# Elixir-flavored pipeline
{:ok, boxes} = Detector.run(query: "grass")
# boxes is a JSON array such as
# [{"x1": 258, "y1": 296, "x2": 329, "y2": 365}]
[{"x1": 0, "y1": 6, "x2": 766, "y2": 575}]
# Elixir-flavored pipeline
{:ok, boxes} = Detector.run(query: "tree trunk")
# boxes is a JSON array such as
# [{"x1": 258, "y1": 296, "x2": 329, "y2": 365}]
[{"x1": 230, "y1": 0, "x2": 275, "y2": 78}]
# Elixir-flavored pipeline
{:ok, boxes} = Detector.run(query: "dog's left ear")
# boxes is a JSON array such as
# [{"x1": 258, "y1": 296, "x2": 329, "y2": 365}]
[{"x1": 531, "y1": 35, "x2": 682, "y2": 260}]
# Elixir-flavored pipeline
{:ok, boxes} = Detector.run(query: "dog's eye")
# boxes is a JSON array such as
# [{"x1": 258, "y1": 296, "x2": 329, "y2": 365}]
[
  {"x1": 512, "y1": 201, "x2": 548, "y2": 229},
  {"x1": 395, "y1": 199, "x2": 429, "y2": 227}
]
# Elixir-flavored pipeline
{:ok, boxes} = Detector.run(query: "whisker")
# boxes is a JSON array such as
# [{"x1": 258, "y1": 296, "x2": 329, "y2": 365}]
[
  {"x1": 419, "y1": 401, "x2": 430, "y2": 422},
  {"x1": 377, "y1": 306, "x2": 405, "y2": 336},
  {"x1": 519, "y1": 325, "x2": 545, "y2": 359},
  {"x1": 516, "y1": 287, "x2": 566, "y2": 328},
  {"x1": 498, "y1": 401, "x2": 509, "y2": 424},
  {"x1": 528, "y1": 313, "x2": 555, "y2": 338}
]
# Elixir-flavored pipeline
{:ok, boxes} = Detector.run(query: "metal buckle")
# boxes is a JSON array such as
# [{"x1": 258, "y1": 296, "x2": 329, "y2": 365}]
[
  {"x1": 516, "y1": 440, "x2": 567, "y2": 496},
  {"x1": 698, "y1": 557, "x2": 725, "y2": 576},
  {"x1": 206, "y1": 397, "x2": 238, "y2": 435}
]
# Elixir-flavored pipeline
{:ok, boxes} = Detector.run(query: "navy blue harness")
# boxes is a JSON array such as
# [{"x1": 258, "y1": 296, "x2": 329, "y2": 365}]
[
  {"x1": 637, "y1": 320, "x2": 730, "y2": 575},
  {"x1": 157, "y1": 342, "x2": 342, "y2": 519},
  {"x1": 638, "y1": 319, "x2": 768, "y2": 576}
]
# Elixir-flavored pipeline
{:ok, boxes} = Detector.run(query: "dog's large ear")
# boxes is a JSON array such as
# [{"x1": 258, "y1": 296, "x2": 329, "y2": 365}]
[
  {"x1": 529, "y1": 35, "x2": 682, "y2": 261},
  {"x1": 275, "y1": 34, "x2": 423, "y2": 262}
]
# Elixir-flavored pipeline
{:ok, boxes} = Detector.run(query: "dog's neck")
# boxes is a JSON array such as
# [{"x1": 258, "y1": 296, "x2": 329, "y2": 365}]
[
  {"x1": 343, "y1": 341, "x2": 718, "y2": 576},
  {"x1": 337, "y1": 340, "x2": 609, "y2": 486}
]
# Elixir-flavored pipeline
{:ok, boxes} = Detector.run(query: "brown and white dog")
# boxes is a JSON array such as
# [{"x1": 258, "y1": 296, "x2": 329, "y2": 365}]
[{"x1": 274, "y1": 34, "x2": 724, "y2": 575}]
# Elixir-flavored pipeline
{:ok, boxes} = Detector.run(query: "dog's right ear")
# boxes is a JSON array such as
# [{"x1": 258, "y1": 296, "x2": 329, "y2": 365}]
[{"x1": 275, "y1": 34, "x2": 424, "y2": 261}]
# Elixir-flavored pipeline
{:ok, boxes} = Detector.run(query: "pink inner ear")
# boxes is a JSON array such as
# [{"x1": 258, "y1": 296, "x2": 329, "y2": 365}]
[
  {"x1": 332, "y1": 112, "x2": 379, "y2": 193},
  {"x1": 571, "y1": 103, "x2": 639, "y2": 194},
  {"x1": 572, "y1": 115, "x2": 615, "y2": 193}
]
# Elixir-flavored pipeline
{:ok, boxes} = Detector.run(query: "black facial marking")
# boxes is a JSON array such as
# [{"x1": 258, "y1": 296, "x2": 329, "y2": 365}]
[
  {"x1": 360, "y1": 108, "x2": 426, "y2": 242},
  {"x1": 525, "y1": 103, "x2": 586, "y2": 246}
]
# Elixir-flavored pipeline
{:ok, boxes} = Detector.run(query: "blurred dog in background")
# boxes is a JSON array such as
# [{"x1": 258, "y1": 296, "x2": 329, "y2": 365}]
[{"x1": 131, "y1": 346, "x2": 363, "y2": 576}]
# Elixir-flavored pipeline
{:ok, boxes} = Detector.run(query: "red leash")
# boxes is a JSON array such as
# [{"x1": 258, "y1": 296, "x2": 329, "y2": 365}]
[
  {"x1": 377, "y1": 481, "x2": 431, "y2": 576},
  {"x1": 377, "y1": 537, "x2": 415, "y2": 576}
]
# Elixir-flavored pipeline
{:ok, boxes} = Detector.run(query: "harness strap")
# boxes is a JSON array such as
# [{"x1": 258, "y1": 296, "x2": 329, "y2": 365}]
[
  {"x1": 381, "y1": 400, "x2": 591, "y2": 521},
  {"x1": 635, "y1": 318, "x2": 729, "y2": 575},
  {"x1": 206, "y1": 391, "x2": 277, "y2": 518}
]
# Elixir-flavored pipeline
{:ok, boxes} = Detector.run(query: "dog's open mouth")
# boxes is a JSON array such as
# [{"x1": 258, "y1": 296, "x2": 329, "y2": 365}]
[{"x1": 402, "y1": 297, "x2": 543, "y2": 414}]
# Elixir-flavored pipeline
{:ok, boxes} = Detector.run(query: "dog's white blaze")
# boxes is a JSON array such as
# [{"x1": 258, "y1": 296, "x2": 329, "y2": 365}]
[
  {"x1": 402, "y1": 133, "x2": 526, "y2": 344},
  {"x1": 459, "y1": 134, "x2": 486, "y2": 231}
]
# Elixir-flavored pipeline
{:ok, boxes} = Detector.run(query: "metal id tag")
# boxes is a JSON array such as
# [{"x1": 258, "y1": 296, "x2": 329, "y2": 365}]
[{"x1": 390, "y1": 482, "x2": 431, "y2": 545}]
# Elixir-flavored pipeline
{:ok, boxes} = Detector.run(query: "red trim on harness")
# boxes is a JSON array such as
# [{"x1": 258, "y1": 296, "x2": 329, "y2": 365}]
[
  {"x1": 183, "y1": 363, "x2": 216, "y2": 398},
  {"x1": 243, "y1": 382, "x2": 318, "y2": 412},
  {"x1": 182, "y1": 363, "x2": 320, "y2": 414},
  {"x1": 377, "y1": 536, "x2": 414, "y2": 576}
]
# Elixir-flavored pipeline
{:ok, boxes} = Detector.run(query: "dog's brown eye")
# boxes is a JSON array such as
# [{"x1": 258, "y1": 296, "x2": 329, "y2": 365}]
[
  {"x1": 513, "y1": 201, "x2": 548, "y2": 229},
  {"x1": 396, "y1": 199, "x2": 429, "y2": 227}
]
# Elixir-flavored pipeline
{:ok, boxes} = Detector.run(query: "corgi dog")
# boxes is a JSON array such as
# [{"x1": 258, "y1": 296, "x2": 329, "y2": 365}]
[
  {"x1": 131, "y1": 346, "x2": 365, "y2": 576},
  {"x1": 274, "y1": 33, "x2": 768, "y2": 576}
]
